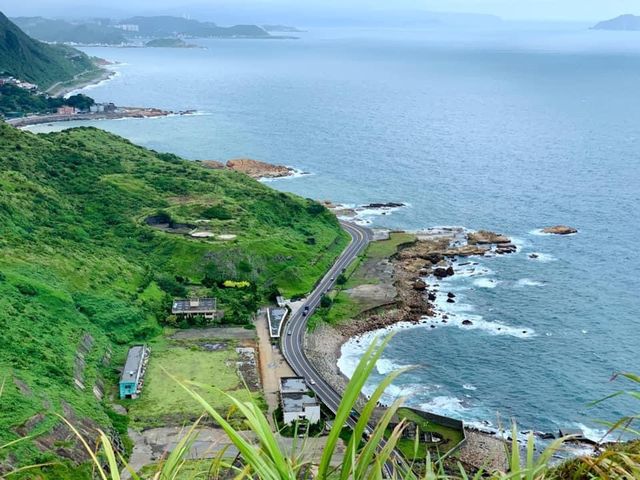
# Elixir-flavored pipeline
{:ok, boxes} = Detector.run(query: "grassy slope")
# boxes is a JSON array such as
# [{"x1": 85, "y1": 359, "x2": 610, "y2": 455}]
[
  {"x1": 126, "y1": 337, "x2": 262, "y2": 429},
  {"x1": 0, "y1": 123, "x2": 348, "y2": 470},
  {"x1": 0, "y1": 12, "x2": 98, "y2": 89}
]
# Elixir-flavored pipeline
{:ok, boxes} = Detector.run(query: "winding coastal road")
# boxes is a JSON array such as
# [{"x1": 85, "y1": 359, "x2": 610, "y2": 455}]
[
  {"x1": 281, "y1": 220, "x2": 372, "y2": 422},
  {"x1": 281, "y1": 221, "x2": 410, "y2": 476}
]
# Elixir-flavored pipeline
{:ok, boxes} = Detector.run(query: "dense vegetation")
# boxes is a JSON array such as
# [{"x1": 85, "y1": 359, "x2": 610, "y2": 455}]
[
  {"x1": 0, "y1": 12, "x2": 99, "y2": 90},
  {"x1": 0, "y1": 85, "x2": 94, "y2": 117},
  {"x1": 11, "y1": 17, "x2": 127, "y2": 45},
  {"x1": 145, "y1": 38, "x2": 194, "y2": 48},
  {"x1": 121, "y1": 16, "x2": 271, "y2": 38},
  {"x1": 11, "y1": 338, "x2": 639, "y2": 480},
  {"x1": 0, "y1": 123, "x2": 348, "y2": 473}
]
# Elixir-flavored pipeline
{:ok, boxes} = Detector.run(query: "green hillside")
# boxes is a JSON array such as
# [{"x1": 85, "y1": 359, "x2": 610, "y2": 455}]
[
  {"x1": 11, "y1": 17, "x2": 127, "y2": 45},
  {"x1": 0, "y1": 12, "x2": 98, "y2": 89},
  {"x1": 0, "y1": 123, "x2": 348, "y2": 475},
  {"x1": 122, "y1": 15, "x2": 271, "y2": 38}
]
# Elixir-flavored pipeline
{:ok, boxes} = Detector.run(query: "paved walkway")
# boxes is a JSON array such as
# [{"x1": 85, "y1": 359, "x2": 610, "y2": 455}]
[{"x1": 255, "y1": 309, "x2": 295, "y2": 426}]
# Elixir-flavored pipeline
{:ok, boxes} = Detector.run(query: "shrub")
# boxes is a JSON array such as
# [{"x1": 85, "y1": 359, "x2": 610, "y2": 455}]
[
  {"x1": 155, "y1": 274, "x2": 188, "y2": 297},
  {"x1": 223, "y1": 280, "x2": 251, "y2": 289},
  {"x1": 320, "y1": 294, "x2": 333, "y2": 308},
  {"x1": 201, "y1": 205, "x2": 233, "y2": 220},
  {"x1": 16, "y1": 282, "x2": 37, "y2": 296},
  {"x1": 306, "y1": 202, "x2": 325, "y2": 215}
]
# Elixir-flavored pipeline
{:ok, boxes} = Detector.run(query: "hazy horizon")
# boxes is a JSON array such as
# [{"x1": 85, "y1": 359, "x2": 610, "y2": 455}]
[{"x1": 0, "y1": 0, "x2": 638, "y2": 24}]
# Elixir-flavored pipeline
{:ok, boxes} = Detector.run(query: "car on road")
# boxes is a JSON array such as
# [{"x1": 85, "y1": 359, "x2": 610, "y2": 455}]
[
  {"x1": 287, "y1": 330, "x2": 292, "y2": 335},
  {"x1": 304, "y1": 305, "x2": 309, "y2": 311},
  {"x1": 309, "y1": 379, "x2": 316, "y2": 385},
  {"x1": 330, "y1": 276, "x2": 335, "y2": 281},
  {"x1": 302, "y1": 311, "x2": 307, "y2": 317}
]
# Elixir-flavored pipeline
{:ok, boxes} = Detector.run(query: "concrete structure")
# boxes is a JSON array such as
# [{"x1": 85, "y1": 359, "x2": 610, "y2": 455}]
[
  {"x1": 119, "y1": 345, "x2": 149, "y2": 399},
  {"x1": 267, "y1": 307, "x2": 288, "y2": 338},
  {"x1": 172, "y1": 298, "x2": 217, "y2": 320},
  {"x1": 280, "y1": 377, "x2": 320, "y2": 424},
  {"x1": 57, "y1": 106, "x2": 76, "y2": 115},
  {"x1": 276, "y1": 296, "x2": 286, "y2": 307}
]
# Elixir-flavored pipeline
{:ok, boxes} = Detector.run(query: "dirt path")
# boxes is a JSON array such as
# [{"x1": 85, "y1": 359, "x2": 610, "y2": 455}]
[
  {"x1": 255, "y1": 309, "x2": 295, "y2": 425},
  {"x1": 123, "y1": 426, "x2": 255, "y2": 478}
]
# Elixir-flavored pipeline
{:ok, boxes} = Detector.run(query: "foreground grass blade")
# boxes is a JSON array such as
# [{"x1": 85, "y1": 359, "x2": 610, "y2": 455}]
[{"x1": 319, "y1": 335, "x2": 393, "y2": 480}]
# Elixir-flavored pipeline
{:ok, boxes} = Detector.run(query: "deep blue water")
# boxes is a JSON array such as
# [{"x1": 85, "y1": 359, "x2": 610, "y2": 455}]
[{"x1": 31, "y1": 25, "x2": 640, "y2": 437}]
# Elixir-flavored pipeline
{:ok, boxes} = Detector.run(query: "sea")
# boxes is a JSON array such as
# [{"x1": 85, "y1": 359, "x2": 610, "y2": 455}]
[{"x1": 28, "y1": 23, "x2": 640, "y2": 441}]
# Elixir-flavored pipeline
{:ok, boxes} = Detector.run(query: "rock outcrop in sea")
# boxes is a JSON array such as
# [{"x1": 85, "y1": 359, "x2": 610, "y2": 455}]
[
  {"x1": 199, "y1": 158, "x2": 295, "y2": 179},
  {"x1": 542, "y1": 225, "x2": 577, "y2": 235}
]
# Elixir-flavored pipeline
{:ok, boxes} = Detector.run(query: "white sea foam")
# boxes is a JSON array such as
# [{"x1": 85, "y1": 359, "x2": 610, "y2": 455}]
[
  {"x1": 376, "y1": 358, "x2": 414, "y2": 375},
  {"x1": 529, "y1": 228, "x2": 552, "y2": 236},
  {"x1": 516, "y1": 278, "x2": 544, "y2": 287},
  {"x1": 573, "y1": 423, "x2": 612, "y2": 443},
  {"x1": 419, "y1": 396, "x2": 467, "y2": 416},
  {"x1": 431, "y1": 291, "x2": 535, "y2": 338},
  {"x1": 528, "y1": 252, "x2": 557, "y2": 262},
  {"x1": 472, "y1": 277, "x2": 499, "y2": 289},
  {"x1": 65, "y1": 69, "x2": 121, "y2": 97},
  {"x1": 259, "y1": 168, "x2": 311, "y2": 182}
]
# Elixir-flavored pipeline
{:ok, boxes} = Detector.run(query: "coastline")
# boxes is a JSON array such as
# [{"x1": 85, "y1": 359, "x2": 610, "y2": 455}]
[
  {"x1": 46, "y1": 67, "x2": 116, "y2": 97},
  {"x1": 7, "y1": 107, "x2": 194, "y2": 128},
  {"x1": 302, "y1": 224, "x2": 599, "y2": 466}
]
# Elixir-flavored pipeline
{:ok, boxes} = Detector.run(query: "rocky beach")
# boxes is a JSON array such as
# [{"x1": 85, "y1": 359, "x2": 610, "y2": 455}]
[{"x1": 304, "y1": 225, "x2": 525, "y2": 471}]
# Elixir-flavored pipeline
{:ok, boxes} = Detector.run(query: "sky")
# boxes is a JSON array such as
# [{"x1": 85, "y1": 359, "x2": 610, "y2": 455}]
[{"x1": 0, "y1": 0, "x2": 638, "y2": 22}]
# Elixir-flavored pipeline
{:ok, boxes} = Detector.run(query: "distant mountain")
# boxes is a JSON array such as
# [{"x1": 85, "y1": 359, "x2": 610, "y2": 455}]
[
  {"x1": 120, "y1": 16, "x2": 271, "y2": 38},
  {"x1": 0, "y1": 12, "x2": 98, "y2": 89},
  {"x1": 262, "y1": 25, "x2": 305, "y2": 33},
  {"x1": 592, "y1": 14, "x2": 640, "y2": 31},
  {"x1": 12, "y1": 16, "x2": 127, "y2": 45}
]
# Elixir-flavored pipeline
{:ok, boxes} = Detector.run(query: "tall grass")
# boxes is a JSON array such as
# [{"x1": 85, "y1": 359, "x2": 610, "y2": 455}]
[{"x1": 5, "y1": 344, "x2": 640, "y2": 480}]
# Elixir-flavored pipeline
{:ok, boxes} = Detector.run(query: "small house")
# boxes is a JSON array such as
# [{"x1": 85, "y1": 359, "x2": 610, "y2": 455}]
[
  {"x1": 57, "y1": 106, "x2": 76, "y2": 116},
  {"x1": 172, "y1": 298, "x2": 217, "y2": 320},
  {"x1": 280, "y1": 377, "x2": 320, "y2": 424},
  {"x1": 119, "y1": 345, "x2": 149, "y2": 399}
]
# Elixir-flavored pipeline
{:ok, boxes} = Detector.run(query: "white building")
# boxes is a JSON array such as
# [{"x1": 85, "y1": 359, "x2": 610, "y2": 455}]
[
  {"x1": 114, "y1": 24, "x2": 139, "y2": 32},
  {"x1": 280, "y1": 377, "x2": 320, "y2": 424}
]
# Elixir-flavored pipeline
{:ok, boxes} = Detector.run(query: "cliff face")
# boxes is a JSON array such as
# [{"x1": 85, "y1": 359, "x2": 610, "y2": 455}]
[{"x1": 592, "y1": 14, "x2": 640, "y2": 31}]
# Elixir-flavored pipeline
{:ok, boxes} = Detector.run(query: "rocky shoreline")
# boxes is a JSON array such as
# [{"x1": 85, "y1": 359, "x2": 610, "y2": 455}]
[
  {"x1": 304, "y1": 223, "x2": 596, "y2": 468},
  {"x1": 9, "y1": 107, "x2": 195, "y2": 128},
  {"x1": 305, "y1": 227, "x2": 518, "y2": 395},
  {"x1": 199, "y1": 158, "x2": 302, "y2": 179},
  {"x1": 305, "y1": 226, "x2": 520, "y2": 471}
]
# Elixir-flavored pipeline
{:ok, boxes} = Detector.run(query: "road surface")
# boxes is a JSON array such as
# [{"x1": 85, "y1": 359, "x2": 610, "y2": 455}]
[
  {"x1": 281, "y1": 221, "x2": 409, "y2": 476},
  {"x1": 282, "y1": 221, "x2": 371, "y2": 419}
]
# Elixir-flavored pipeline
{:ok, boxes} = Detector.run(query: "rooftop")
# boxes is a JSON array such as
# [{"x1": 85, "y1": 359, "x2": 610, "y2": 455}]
[
  {"x1": 120, "y1": 345, "x2": 146, "y2": 383},
  {"x1": 267, "y1": 307, "x2": 288, "y2": 337},
  {"x1": 280, "y1": 376, "x2": 310, "y2": 394},
  {"x1": 172, "y1": 297, "x2": 216, "y2": 314},
  {"x1": 282, "y1": 393, "x2": 318, "y2": 413}
]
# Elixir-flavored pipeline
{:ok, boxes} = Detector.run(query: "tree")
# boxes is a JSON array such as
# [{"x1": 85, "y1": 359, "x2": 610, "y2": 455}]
[
  {"x1": 65, "y1": 93, "x2": 95, "y2": 111},
  {"x1": 320, "y1": 295, "x2": 332, "y2": 308}
]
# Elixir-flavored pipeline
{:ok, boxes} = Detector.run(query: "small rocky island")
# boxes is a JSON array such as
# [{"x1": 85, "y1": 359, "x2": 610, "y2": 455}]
[
  {"x1": 592, "y1": 14, "x2": 640, "y2": 31},
  {"x1": 145, "y1": 38, "x2": 198, "y2": 48},
  {"x1": 542, "y1": 225, "x2": 577, "y2": 235}
]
